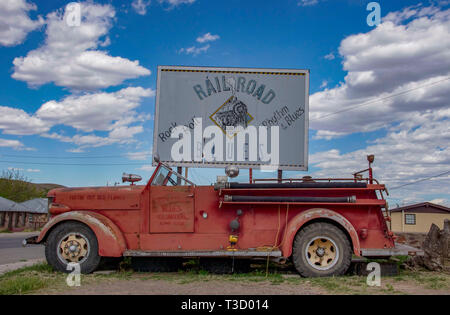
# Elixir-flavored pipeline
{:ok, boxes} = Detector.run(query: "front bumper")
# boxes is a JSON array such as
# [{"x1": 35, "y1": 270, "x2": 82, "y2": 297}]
[{"x1": 22, "y1": 235, "x2": 39, "y2": 247}]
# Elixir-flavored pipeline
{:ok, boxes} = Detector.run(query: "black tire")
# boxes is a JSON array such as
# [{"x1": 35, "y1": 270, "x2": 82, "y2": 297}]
[
  {"x1": 45, "y1": 221, "x2": 101, "y2": 274},
  {"x1": 292, "y1": 222, "x2": 352, "y2": 277},
  {"x1": 199, "y1": 258, "x2": 251, "y2": 274},
  {"x1": 131, "y1": 258, "x2": 182, "y2": 272}
]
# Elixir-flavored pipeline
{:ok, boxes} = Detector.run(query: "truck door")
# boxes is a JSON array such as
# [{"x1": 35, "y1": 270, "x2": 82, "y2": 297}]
[{"x1": 149, "y1": 166, "x2": 195, "y2": 233}]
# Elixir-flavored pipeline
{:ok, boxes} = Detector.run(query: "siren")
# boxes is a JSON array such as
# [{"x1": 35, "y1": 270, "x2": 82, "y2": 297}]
[
  {"x1": 225, "y1": 165, "x2": 239, "y2": 178},
  {"x1": 122, "y1": 173, "x2": 142, "y2": 185}
]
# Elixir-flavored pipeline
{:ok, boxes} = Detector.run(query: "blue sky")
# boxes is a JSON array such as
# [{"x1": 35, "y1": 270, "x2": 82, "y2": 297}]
[{"x1": 0, "y1": 0, "x2": 449, "y2": 207}]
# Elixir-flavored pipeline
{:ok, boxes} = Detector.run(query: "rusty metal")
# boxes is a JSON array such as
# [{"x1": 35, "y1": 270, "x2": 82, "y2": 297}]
[
  {"x1": 306, "y1": 237, "x2": 338, "y2": 270},
  {"x1": 280, "y1": 208, "x2": 362, "y2": 257},
  {"x1": 58, "y1": 233, "x2": 89, "y2": 263},
  {"x1": 31, "y1": 159, "x2": 397, "y2": 267},
  {"x1": 123, "y1": 250, "x2": 282, "y2": 257},
  {"x1": 37, "y1": 211, "x2": 127, "y2": 257},
  {"x1": 361, "y1": 243, "x2": 424, "y2": 257},
  {"x1": 149, "y1": 185, "x2": 195, "y2": 233}
]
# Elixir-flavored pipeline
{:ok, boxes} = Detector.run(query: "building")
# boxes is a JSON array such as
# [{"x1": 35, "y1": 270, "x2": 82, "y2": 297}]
[
  {"x1": 0, "y1": 197, "x2": 49, "y2": 231},
  {"x1": 20, "y1": 198, "x2": 50, "y2": 230},
  {"x1": 390, "y1": 202, "x2": 450, "y2": 233}
]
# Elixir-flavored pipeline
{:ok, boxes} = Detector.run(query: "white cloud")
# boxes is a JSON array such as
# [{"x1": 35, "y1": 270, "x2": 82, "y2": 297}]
[
  {"x1": 36, "y1": 87, "x2": 154, "y2": 132},
  {"x1": 127, "y1": 151, "x2": 152, "y2": 160},
  {"x1": 0, "y1": 0, "x2": 44, "y2": 46},
  {"x1": 196, "y1": 32, "x2": 220, "y2": 43},
  {"x1": 160, "y1": 0, "x2": 195, "y2": 7},
  {"x1": 35, "y1": 87, "x2": 153, "y2": 150},
  {"x1": 0, "y1": 86, "x2": 153, "y2": 150},
  {"x1": 180, "y1": 31, "x2": 219, "y2": 56},
  {"x1": 132, "y1": 0, "x2": 151, "y2": 15},
  {"x1": 12, "y1": 2, "x2": 150, "y2": 90},
  {"x1": 7, "y1": 167, "x2": 40, "y2": 173},
  {"x1": 26, "y1": 168, "x2": 40, "y2": 173},
  {"x1": 0, "y1": 138, "x2": 26, "y2": 149},
  {"x1": 298, "y1": 0, "x2": 319, "y2": 6},
  {"x1": 429, "y1": 198, "x2": 448, "y2": 206},
  {"x1": 42, "y1": 132, "x2": 137, "y2": 150},
  {"x1": 179, "y1": 44, "x2": 210, "y2": 56},
  {"x1": 66, "y1": 148, "x2": 85, "y2": 153},
  {"x1": 307, "y1": 4, "x2": 450, "y2": 206},
  {"x1": 310, "y1": 5, "x2": 450, "y2": 138},
  {"x1": 136, "y1": 165, "x2": 155, "y2": 172},
  {"x1": 309, "y1": 109, "x2": 450, "y2": 205},
  {"x1": 324, "y1": 52, "x2": 335, "y2": 60},
  {"x1": 0, "y1": 106, "x2": 48, "y2": 135}
]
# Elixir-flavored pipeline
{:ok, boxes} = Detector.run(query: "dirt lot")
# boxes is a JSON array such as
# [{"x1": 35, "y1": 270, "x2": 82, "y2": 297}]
[{"x1": 1, "y1": 262, "x2": 449, "y2": 295}]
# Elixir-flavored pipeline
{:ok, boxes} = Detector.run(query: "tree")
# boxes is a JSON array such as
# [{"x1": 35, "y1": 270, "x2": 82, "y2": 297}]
[{"x1": 0, "y1": 169, "x2": 46, "y2": 202}]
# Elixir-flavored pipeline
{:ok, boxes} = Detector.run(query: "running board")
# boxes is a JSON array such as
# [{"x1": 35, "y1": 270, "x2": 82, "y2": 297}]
[
  {"x1": 123, "y1": 250, "x2": 283, "y2": 258},
  {"x1": 361, "y1": 243, "x2": 424, "y2": 257}
]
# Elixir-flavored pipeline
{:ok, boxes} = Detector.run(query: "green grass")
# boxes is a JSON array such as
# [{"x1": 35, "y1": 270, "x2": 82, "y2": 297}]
[
  {"x1": 399, "y1": 270, "x2": 450, "y2": 290},
  {"x1": 0, "y1": 263, "x2": 61, "y2": 295},
  {"x1": 2, "y1": 260, "x2": 449, "y2": 295}
]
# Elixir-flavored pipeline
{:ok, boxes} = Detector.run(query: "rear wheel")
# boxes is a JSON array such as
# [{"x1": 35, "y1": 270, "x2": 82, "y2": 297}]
[
  {"x1": 45, "y1": 222, "x2": 101, "y2": 274},
  {"x1": 292, "y1": 222, "x2": 352, "y2": 277}
]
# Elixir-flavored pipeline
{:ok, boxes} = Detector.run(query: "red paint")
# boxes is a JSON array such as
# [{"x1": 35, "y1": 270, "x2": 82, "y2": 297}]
[
  {"x1": 37, "y1": 211, "x2": 126, "y2": 257},
  {"x1": 38, "y1": 163, "x2": 395, "y2": 259}
]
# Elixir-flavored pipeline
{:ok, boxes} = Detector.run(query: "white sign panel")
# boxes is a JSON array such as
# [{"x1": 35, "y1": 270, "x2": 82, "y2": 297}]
[{"x1": 153, "y1": 66, "x2": 309, "y2": 170}]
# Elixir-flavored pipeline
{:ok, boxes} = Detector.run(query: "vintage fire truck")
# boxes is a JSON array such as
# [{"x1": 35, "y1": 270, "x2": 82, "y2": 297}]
[{"x1": 24, "y1": 155, "x2": 413, "y2": 277}]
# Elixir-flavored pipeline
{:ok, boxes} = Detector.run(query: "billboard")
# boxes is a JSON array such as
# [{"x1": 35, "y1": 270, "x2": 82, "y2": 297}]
[{"x1": 153, "y1": 66, "x2": 309, "y2": 171}]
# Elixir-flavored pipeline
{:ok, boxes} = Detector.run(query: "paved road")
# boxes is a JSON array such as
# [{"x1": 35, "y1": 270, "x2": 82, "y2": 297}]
[{"x1": 0, "y1": 232, "x2": 45, "y2": 265}]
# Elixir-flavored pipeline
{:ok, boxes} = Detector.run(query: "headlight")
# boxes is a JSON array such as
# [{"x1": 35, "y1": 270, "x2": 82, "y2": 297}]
[{"x1": 47, "y1": 196, "x2": 55, "y2": 210}]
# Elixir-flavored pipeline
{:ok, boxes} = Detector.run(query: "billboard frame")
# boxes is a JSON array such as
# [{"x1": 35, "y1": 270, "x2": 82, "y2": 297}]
[{"x1": 152, "y1": 65, "x2": 309, "y2": 171}]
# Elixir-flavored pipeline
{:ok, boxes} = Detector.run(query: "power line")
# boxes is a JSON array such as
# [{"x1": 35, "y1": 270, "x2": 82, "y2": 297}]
[
  {"x1": 0, "y1": 153, "x2": 151, "y2": 159},
  {"x1": 0, "y1": 160, "x2": 146, "y2": 166},
  {"x1": 311, "y1": 76, "x2": 450, "y2": 121},
  {"x1": 0, "y1": 76, "x2": 448, "y2": 162},
  {"x1": 0, "y1": 77, "x2": 448, "y2": 165},
  {"x1": 389, "y1": 170, "x2": 450, "y2": 190}
]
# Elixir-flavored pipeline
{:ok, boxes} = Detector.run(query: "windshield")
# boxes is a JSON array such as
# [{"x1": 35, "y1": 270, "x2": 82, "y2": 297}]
[{"x1": 151, "y1": 164, "x2": 194, "y2": 186}]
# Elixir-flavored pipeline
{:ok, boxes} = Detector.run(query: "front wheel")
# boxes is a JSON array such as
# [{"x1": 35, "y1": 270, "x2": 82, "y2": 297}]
[
  {"x1": 292, "y1": 222, "x2": 352, "y2": 277},
  {"x1": 45, "y1": 222, "x2": 101, "y2": 274}
]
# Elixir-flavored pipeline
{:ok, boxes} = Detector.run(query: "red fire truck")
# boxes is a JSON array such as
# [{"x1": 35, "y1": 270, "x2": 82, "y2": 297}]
[{"x1": 24, "y1": 155, "x2": 414, "y2": 277}]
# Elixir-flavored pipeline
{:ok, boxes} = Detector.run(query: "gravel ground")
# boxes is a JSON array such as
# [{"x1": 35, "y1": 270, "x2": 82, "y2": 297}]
[{"x1": 42, "y1": 277, "x2": 324, "y2": 295}]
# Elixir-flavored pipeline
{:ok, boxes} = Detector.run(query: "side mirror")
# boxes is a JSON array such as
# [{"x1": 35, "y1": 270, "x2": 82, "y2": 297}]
[{"x1": 153, "y1": 153, "x2": 160, "y2": 164}]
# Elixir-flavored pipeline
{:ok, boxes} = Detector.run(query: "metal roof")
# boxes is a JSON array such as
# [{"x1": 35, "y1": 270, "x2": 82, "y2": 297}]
[
  {"x1": 19, "y1": 198, "x2": 48, "y2": 214},
  {"x1": 390, "y1": 202, "x2": 450, "y2": 213},
  {"x1": 0, "y1": 197, "x2": 48, "y2": 214},
  {"x1": 0, "y1": 197, "x2": 16, "y2": 211}
]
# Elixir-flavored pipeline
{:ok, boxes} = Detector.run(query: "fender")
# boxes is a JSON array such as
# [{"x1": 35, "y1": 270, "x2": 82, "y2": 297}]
[
  {"x1": 280, "y1": 208, "x2": 361, "y2": 257},
  {"x1": 36, "y1": 211, "x2": 127, "y2": 257}
]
